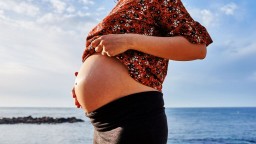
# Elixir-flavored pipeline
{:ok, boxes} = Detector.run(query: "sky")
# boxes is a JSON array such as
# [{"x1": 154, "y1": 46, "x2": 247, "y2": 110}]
[{"x1": 0, "y1": 0, "x2": 255, "y2": 108}]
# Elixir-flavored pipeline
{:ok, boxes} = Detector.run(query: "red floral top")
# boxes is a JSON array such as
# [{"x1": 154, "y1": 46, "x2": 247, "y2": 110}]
[{"x1": 82, "y1": 0, "x2": 213, "y2": 92}]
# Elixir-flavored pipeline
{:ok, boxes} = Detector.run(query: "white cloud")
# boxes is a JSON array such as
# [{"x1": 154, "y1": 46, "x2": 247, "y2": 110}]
[
  {"x1": 50, "y1": 0, "x2": 67, "y2": 13},
  {"x1": 35, "y1": 12, "x2": 96, "y2": 35},
  {"x1": 221, "y1": 3, "x2": 238, "y2": 15},
  {"x1": 0, "y1": 1, "x2": 40, "y2": 16},
  {"x1": 233, "y1": 42, "x2": 256, "y2": 57},
  {"x1": 66, "y1": 6, "x2": 76, "y2": 13},
  {"x1": 80, "y1": 0, "x2": 95, "y2": 5},
  {"x1": 189, "y1": 8, "x2": 217, "y2": 27},
  {"x1": 14, "y1": 2, "x2": 40, "y2": 16},
  {"x1": 96, "y1": 6, "x2": 105, "y2": 11},
  {"x1": 37, "y1": 13, "x2": 63, "y2": 24},
  {"x1": 222, "y1": 39, "x2": 256, "y2": 59},
  {"x1": 0, "y1": 0, "x2": 109, "y2": 107},
  {"x1": 0, "y1": 19, "x2": 78, "y2": 73},
  {"x1": 0, "y1": 9, "x2": 4, "y2": 18},
  {"x1": 200, "y1": 9, "x2": 215, "y2": 28},
  {"x1": 76, "y1": 11, "x2": 92, "y2": 17},
  {"x1": 0, "y1": 9, "x2": 88, "y2": 107}
]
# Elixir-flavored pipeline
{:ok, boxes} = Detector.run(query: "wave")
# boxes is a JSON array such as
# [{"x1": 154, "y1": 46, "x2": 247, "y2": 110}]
[{"x1": 169, "y1": 138, "x2": 256, "y2": 144}]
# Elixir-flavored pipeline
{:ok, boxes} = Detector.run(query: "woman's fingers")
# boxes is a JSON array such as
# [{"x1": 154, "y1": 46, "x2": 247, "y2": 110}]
[
  {"x1": 101, "y1": 50, "x2": 111, "y2": 57},
  {"x1": 91, "y1": 37, "x2": 102, "y2": 49},
  {"x1": 72, "y1": 87, "x2": 81, "y2": 108},
  {"x1": 72, "y1": 87, "x2": 76, "y2": 98},
  {"x1": 95, "y1": 44, "x2": 103, "y2": 53},
  {"x1": 92, "y1": 36, "x2": 114, "y2": 57},
  {"x1": 74, "y1": 72, "x2": 78, "y2": 77},
  {"x1": 106, "y1": 51, "x2": 112, "y2": 57},
  {"x1": 72, "y1": 71, "x2": 81, "y2": 108},
  {"x1": 101, "y1": 50, "x2": 106, "y2": 56},
  {"x1": 75, "y1": 98, "x2": 81, "y2": 108}
]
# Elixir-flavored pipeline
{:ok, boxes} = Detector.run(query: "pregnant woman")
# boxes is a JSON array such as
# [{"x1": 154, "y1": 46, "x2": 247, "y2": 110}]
[{"x1": 72, "y1": 0, "x2": 213, "y2": 143}]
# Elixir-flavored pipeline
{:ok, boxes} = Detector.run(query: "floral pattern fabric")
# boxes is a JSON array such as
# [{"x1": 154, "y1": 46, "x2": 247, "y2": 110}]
[{"x1": 82, "y1": 0, "x2": 213, "y2": 92}]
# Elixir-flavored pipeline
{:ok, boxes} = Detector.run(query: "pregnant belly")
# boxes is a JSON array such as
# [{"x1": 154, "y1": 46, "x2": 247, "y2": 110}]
[{"x1": 75, "y1": 53, "x2": 158, "y2": 113}]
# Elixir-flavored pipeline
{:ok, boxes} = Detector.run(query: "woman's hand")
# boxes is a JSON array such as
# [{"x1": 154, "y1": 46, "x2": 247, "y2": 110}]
[
  {"x1": 90, "y1": 34, "x2": 132, "y2": 57},
  {"x1": 71, "y1": 72, "x2": 81, "y2": 108}
]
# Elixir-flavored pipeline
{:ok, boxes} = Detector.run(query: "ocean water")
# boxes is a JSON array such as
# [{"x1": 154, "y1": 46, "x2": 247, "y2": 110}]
[{"x1": 0, "y1": 107, "x2": 255, "y2": 144}]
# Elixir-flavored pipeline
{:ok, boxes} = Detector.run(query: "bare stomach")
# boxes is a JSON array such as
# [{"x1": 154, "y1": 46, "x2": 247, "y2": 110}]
[{"x1": 75, "y1": 53, "x2": 158, "y2": 113}]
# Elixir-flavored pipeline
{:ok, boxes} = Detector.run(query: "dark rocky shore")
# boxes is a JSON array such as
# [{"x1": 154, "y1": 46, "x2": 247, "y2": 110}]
[{"x1": 0, "y1": 116, "x2": 84, "y2": 124}]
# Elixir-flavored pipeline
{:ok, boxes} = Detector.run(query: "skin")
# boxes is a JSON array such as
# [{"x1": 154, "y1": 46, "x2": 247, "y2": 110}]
[
  {"x1": 74, "y1": 52, "x2": 158, "y2": 111},
  {"x1": 72, "y1": 34, "x2": 207, "y2": 108},
  {"x1": 91, "y1": 33, "x2": 206, "y2": 60}
]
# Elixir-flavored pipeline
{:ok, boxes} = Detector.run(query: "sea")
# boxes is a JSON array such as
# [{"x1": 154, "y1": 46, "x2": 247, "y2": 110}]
[{"x1": 0, "y1": 107, "x2": 255, "y2": 144}]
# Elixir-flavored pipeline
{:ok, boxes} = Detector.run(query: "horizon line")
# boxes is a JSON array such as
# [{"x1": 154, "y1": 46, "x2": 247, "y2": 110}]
[{"x1": 0, "y1": 106, "x2": 256, "y2": 109}]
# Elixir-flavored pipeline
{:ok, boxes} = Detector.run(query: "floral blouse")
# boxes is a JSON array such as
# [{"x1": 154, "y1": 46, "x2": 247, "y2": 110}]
[{"x1": 82, "y1": 0, "x2": 213, "y2": 92}]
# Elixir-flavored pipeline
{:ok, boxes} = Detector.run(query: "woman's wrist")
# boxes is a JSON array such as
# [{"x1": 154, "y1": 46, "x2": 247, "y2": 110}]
[{"x1": 126, "y1": 33, "x2": 139, "y2": 51}]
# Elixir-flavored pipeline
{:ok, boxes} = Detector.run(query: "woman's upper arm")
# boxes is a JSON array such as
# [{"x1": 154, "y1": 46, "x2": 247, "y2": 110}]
[{"x1": 154, "y1": 0, "x2": 213, "y2": 47}]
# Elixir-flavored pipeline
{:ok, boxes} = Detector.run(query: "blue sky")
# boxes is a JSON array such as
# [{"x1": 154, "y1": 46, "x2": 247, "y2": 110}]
[{"x1": 0, "y1": 0, "x2": 255, "y2": 108}]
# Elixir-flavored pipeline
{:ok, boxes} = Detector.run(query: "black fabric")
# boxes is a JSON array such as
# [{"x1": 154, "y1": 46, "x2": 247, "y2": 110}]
[{"x1": 85, "y1": 91, "x2": 168, "y2": 144}]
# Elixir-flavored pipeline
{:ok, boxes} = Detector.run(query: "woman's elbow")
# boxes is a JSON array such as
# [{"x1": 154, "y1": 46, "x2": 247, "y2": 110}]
[{"x1": 197, "y1": 44, "x2": 207, "y2": 60}]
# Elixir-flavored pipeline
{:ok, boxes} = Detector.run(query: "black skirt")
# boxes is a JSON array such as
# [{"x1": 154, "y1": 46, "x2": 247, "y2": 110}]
[{"x1": 85, "y1": 91, "x2": 168, "y2": 144}]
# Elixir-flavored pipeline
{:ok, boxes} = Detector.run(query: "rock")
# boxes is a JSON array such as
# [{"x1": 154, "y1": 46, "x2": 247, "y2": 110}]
[{"x1": 0, "y1": 116, "x2": 84, "y2": 124}]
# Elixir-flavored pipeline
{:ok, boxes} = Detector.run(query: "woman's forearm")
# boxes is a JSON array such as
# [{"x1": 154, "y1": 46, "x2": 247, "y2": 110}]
[{"x1": 128, "y1": 34, "x2": 207, "y2": 61}]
